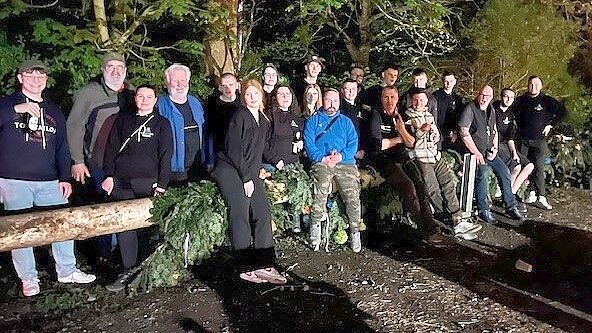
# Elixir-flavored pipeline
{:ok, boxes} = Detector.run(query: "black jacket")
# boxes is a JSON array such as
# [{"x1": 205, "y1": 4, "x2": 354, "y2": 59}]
[{"x1": 264, "y1": 109, "x2": 304, "y2": 165}]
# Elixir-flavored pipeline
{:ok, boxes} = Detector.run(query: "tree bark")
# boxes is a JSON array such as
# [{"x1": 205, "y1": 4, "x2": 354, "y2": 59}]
[
  {"x1": 0, "y1": 198, "x2": 153, "y2": 252},
  {"x1": 92, "y1": 0, "x2": 110, "y2": 45},
  {"x1": 203, "y1": 0, "x2": 239, "y2": 78}
]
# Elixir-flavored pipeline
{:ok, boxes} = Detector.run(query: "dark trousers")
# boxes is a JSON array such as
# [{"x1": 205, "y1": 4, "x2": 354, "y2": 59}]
[
  {"x1": 110, "y1": 178, "x2": 155, "y2": 270},
  {"x1": 518, "y1": 139, "x2": 547, "y2": 196},
  {"x1": 377, "y1": 160, "x2": 439, "y2": 235},
  {"x1": 213, "y1": 160, "x2": 274, "y2": 271}
]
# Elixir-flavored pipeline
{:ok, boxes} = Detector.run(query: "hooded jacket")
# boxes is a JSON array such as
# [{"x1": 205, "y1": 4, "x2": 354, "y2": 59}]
[
  {"x1": 303, "y1": 108, "x2": 358, "y2": 164},
  {"x1": 0, "y1": 91, "x2": 70, "y2": 181}
]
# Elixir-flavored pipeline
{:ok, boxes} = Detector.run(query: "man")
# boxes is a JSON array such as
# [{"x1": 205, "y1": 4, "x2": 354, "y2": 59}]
[
  {"x1": 340, "y1": 79, "x2": 367, "y2": 161},
  {"x1": 367, "y1": 86, "x2": 443, "y2": 243},
  {"x1": 303, "y1": 89, "x2": 362, "y2": 253},
  {"x1": 262, "y1": 63, "x2": 279, "y2": 105},
  {"x1": 67, "y1": 52, "x2": 134, "y2": 193},
  {"x1": 294, "y1": 55, "x2": 324, "y2": 108},
  {"x1": 433, "y1": 71, "x2": 464, "y2": 149},
  {"x1": 365, "y1": 64, "x2": 399, "y2": 111},
  {"x1": 0, "y1": 60, "x2": 96, "y2": 297},
  {"x1": 349, "y1": 64, "x2": 367, "y2": 106},
  {"x1": 400, "y1": 68, "x2": 438, "y2": 120},
  {"x1": 206, "y1": 73, "x2": 242, "y2": 153},
  {"x1": 158, "y1": 64, "x2": 213, "y2": 185},
  {"x1": 458, "y1": 85, "x2": 524, "y2": 224},
  {"x1": 492, "y1": 88, "x2": 533, "y2": 201},
  {"x1": 404, "y1": 90, "x2": 481, "y2": 240},
  {"x1": 515, "y1": 76, "x2": 567, "y2": 209}
]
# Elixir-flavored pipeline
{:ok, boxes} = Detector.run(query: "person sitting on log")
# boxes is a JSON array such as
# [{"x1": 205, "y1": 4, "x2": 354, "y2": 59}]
[
  {"x1": 404, "y1": 89, "x2": 482, "y2": 240},
  {"x1": 101, "y1": 84, "x2": 173, "y2": 292},
  {"x1": 303, "y1": 88, "x2": 362, "y2": 253},
  {"x1": 0, "y1": 60, "x2": 96, "y2": 297}
]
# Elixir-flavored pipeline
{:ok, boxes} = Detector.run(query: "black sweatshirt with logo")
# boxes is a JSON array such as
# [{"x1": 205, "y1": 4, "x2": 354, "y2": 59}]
[
  {"x1": 514, "y1": 93, "x2": 567, "y2": 140},
  {"x1": 103, "y1": 112, "x2": 173, "y2": 188},
  {"x1": 0, "y1": 91, "x2": 71, "y2": 181},
  {"x1": 263, "y1": 109, "x2": 304, "y2": 165}
]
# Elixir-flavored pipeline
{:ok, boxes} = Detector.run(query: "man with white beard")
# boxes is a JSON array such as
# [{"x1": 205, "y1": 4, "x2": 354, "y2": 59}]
[
  {"x1": 158, "y1": 64, "x2": 213, "y2": 185},
  {"x1": 67, "y1": 53, "x2": 135, "y2": 193}
]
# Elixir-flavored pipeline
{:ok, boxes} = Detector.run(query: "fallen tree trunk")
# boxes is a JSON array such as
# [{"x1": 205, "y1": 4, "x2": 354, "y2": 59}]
[{"x1": 0, "y1": 198, "x2": 153, "y2": 252}]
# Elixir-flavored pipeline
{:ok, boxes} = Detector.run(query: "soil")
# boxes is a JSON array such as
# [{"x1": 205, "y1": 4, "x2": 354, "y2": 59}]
[{"x1": 1, "y1": 187, "x2": 591, "y2": 333}]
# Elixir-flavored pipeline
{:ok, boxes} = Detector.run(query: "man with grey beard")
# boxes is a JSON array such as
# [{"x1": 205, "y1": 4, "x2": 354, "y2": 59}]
[
  {"x1": 158, "y1": 64, "x2": 213, "y2": 185},
  {"x1": 67, "y1": 52, "x2": 135, "y2": 193}
]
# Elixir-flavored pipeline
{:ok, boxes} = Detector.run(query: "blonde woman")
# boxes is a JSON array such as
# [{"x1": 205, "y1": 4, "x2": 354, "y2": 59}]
[{"x1": 212, "y1": 79, "x2": 286, "y2": 284}]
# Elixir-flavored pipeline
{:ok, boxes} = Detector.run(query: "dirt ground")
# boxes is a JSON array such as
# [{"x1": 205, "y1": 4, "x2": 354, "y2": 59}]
[{"x1": 1, "y1": 187, "x2": 591, "y2": 333}]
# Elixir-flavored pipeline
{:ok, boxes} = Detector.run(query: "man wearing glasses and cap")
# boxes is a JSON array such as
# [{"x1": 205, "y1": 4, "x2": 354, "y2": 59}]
[
  {"x1": 0, "y1": 60, "x2": 96, "y2": 297},
  {"x1": 294, "y1": 55, "x2": 324, "y2": 109}
]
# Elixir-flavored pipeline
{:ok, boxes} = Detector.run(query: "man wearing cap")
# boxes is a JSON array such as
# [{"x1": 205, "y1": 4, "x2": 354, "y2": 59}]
[
  {"x1": 365, "y1": 64, "x2": 399, "y2": 112},
  {"x1": 303, "y1": 88, "x2": 362, "y2": 253},
  {"x1": 0, "y1": 60, "x2": 96, "y2": 297},
  {"x1": 294, "y1": 55, "x2": 324, "y2": 108},
  {"x1": 66, "y1": 52, "x2": 135, "y2": 197},
  {"x1": 157, "y1": 64, "x2": 214, "y2": 185}
]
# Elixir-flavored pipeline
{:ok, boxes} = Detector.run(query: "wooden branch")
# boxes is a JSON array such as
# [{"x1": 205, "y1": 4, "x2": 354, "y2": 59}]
[{"x1": 0, "y1": 198, "x2": 154, "y2": 252}]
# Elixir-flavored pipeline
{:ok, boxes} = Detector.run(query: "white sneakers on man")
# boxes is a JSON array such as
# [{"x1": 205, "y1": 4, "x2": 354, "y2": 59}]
[
  {"x1": 22, "y1": 278, "x2": 41, "y2": 297},
  {"x1": 524, "y1": 191, "x2": 552, "y2": 209},
  {"x1": 57, "y1": 269, "x2": 97, "y2": 284},
  {"x1": 454, "y1": 220, "x2": 482, "y2": 240}
]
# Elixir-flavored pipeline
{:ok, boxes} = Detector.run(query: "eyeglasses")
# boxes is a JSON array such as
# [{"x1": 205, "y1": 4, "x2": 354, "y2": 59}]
[{"x1": 277, "y1": 92, "x2": 292, "y2": 97}]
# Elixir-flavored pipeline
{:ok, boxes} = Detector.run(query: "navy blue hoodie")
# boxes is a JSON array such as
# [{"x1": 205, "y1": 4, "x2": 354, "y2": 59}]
[{"x1": 0, "y1": 91, "x2": 70, "y2": 181}]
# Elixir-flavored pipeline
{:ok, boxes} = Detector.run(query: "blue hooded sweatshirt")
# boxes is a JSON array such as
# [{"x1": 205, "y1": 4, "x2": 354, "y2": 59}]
[
  {"x1": 157, "y1": 94, "x2": 214, "y2": 172},
  {"x1": 303, "y1": 108, "x2": 358, "y2": 164}
]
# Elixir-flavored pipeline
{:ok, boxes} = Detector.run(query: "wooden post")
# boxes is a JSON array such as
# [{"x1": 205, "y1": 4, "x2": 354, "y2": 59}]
[{"x1": 0, "y1": 198, "x2": 153, "y2": 252}]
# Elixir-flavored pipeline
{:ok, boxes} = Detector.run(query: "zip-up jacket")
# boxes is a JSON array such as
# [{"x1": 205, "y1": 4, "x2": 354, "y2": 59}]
[
  {"x1": 0, "y1": 91, "x2": 70, "y2": 181},
  {"x1": 158, "y1": 94, "x2": 214, "y2": 172},
  {"x1": 103, "y1": 112, "x2": 172, "y2": 189},
  {"x1": 67, "y1": 77, "x2": 134, "y2": 165},
  {"x1": 303, "y1": 108, "x2": 358, "y2": 164}
]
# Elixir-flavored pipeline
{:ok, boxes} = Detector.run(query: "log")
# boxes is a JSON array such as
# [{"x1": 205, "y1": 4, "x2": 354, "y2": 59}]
[{"x1": 0, "y1": 198, "x2": 153, "y2": 252}]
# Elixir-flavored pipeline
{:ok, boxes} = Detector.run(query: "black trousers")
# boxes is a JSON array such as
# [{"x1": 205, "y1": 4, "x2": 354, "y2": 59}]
[
  {"x1": 518, "y1": 139, "x2": 547, "y2": 196},
  {"x1": 110, "y1": 178, "x2": 155, "y2": 271},
  {"x1": 213, "y1": 160, "x2": 274, "y2": 271},
  {"x1": 376, "y1": 160, "x2": 440, "y2": 236}
]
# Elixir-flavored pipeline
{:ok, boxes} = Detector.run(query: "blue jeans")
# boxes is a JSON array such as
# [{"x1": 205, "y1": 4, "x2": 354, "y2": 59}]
[
  {"x1": 474, "y1": 156, "x2": 517, "y2": 212},
  {"x1": 0, "y1": 178, "x2": 77, "y2": 280}
]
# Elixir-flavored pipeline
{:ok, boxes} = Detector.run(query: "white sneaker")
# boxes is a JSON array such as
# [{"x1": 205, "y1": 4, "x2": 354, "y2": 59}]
[
  {"x1": 455, "y1": 231, "x2": 478, "y2": 240},
  {"x1": 537, "y1": 196, "x2": 552, "y2": 210},
  {"x1": 454, "y1": 220, "x2": 482, "y2": 234},
  {"x1": 524, "y1": 190, "x2": 537, "y2": 204},
  {"x1": 350, "y1": 232, "x2": 362, "y2": 253},
  {"x1": 58, "y1": 269, "x2": 96, "y2": 284},
  {"x1": 494, "y1": 185, "x2": 502, "y2": 198},
  {"x1": 22, "y1": 278, "x2": 40, "y2": 297}
]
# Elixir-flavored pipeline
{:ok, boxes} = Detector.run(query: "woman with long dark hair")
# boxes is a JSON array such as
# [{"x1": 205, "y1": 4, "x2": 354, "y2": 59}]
[{"x1": 212, "y1": 79, "x2": 286, "y2": 284}]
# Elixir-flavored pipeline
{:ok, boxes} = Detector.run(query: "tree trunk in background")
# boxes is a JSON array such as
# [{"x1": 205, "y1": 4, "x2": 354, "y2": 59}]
[
  {"x1": 203, "y1": 0, "x2": 239, "y2": 79},
  {"x1": 0, "y1": 198, "x2": 153, "y2": 252},
  {"x1": 93, "y1": 0, "x2": 110, "y2": 45}
]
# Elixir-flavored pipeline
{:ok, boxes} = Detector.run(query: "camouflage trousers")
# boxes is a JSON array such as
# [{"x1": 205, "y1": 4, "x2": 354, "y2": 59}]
[{"x1": 310, "y1": 163, "x2": 361, "y2": 233}]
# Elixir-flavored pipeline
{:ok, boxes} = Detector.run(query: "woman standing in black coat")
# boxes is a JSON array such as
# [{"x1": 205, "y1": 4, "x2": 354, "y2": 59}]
[{"x1": 212, "y1": 79, "x2": 286, "y2": 284}]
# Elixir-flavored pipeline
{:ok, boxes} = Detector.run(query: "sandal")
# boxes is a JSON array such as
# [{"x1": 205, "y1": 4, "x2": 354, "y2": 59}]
[
  {"x1": 253, "y1": 268, "x2": 287, "y2": 285},
  {"x1": 239, "y1": 271, "x2": 268, "y2": 284}
]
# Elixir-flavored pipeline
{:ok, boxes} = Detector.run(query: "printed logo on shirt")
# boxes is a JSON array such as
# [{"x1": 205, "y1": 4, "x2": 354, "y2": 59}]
[
  {"x1": 290, "y1": 120, "x2": 299, "y2": 127},
  {"x1": 535, "y1": 104, "x2": 543, "y2": 112},
  {"x1": 357, "y1": 111, "x2": 362, "y2": 118},
  {"x1": 141, "y1": 127, "x2": 154, "y2": 138},
  {"x1": 13, "y1": 114, "x2": 57, "y2": 143},
  {"x1": 380, "y1": 125, "x2": 392, "y2": 132},
  {"x1": 503, "y1": 117, "x2": 510, "y2": 125}
]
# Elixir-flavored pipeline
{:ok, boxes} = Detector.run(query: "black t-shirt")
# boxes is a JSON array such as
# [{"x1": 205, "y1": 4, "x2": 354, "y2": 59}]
[
  {"x1": 458, "y1": 101, "x2": 497, "y2": 155},
  {"x1": 173, "y1": 101, "x2": 200, "y2": 169},
  {"x1": 368, "y1": 109, "x2": 408, "y2": 164},
  {"x1": 492, "y1": 100, "x2": 516, "y2": 144}
]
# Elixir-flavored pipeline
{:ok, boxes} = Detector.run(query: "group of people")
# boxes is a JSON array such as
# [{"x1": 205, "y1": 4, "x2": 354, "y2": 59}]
[{"x1": 0, "y1": 53, "x2": 566, "y2": 294}]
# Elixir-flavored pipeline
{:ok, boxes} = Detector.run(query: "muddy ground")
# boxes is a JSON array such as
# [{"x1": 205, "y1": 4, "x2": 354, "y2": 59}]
[{"x1": 1, "y1": 187, "x2": 591, "y2": 333}]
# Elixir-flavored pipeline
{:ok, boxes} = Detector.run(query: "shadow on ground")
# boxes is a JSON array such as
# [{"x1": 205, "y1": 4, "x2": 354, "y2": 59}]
[
  {"x1": 186, "y1": 252, "x2": 376, "y2": 333},
  {"x1": 366, "y1": 210, "x2": 592, "y2": 333}
]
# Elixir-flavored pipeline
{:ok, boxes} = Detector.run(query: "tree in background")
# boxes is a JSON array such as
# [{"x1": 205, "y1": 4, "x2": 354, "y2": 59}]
[{"x1": 464, "y1": 0, "x2": 591, "y2": 127}]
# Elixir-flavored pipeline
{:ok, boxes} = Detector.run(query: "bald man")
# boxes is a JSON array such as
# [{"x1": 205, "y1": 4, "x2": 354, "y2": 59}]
[{"x1": 458, "y1": 85, "x2": 524, "y2": 224}]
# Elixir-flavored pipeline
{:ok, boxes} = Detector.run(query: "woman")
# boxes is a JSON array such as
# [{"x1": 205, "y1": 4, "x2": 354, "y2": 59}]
[
  {"x1": 301, "y1": 83, "x2": 322, "y2": 117},
  {"x1": 263, "y1": 85, "x2": 304, "y2": 170},
  {"x1": 101, "y1": 84, "x2": 172, "y2": 291},
  {"x1": 212, "y1": 79, "x2": 286, "y2": 284}
]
